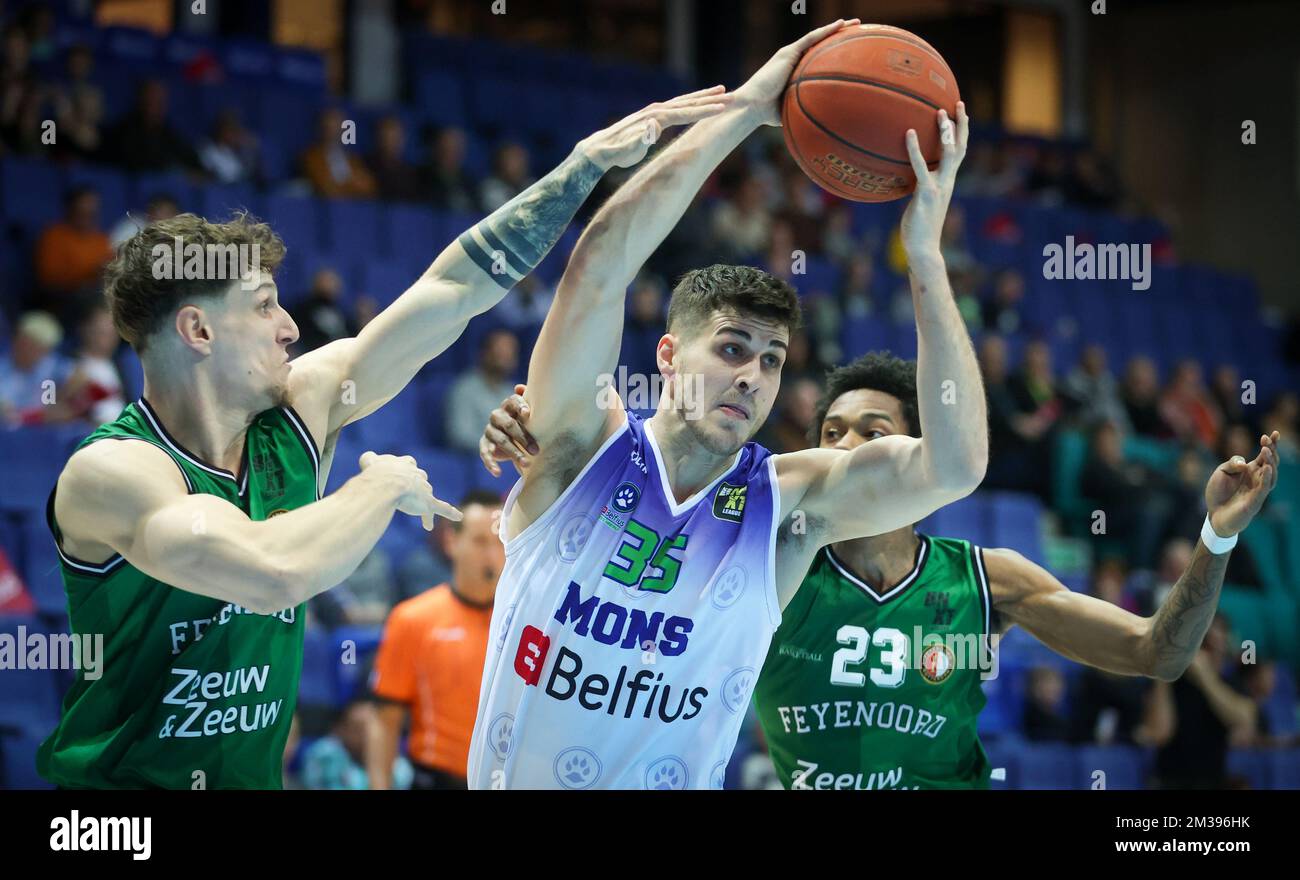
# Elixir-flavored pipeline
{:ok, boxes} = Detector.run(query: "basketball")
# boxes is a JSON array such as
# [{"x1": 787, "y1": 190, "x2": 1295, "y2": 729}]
[{"x1": 781, "y1": 24, "x2": 960, "y2": 202}]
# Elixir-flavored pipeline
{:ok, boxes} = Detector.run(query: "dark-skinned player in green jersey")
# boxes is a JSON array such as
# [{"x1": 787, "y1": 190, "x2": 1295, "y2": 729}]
[
  {"x1": 37, "y1": 88, "x2": 732, "y2": 789},
  {"x1": 478, "y1": 354, "x2": 1280, "y2": 790}
]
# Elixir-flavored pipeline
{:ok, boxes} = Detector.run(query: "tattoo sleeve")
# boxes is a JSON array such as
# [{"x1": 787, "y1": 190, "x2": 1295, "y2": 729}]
[
  {"x1": 1149, "y1": 540, "x2": 1230, "y2": 677},
  {"x1": 457, "y1": 150, "x2": 604, "y2": 288}
]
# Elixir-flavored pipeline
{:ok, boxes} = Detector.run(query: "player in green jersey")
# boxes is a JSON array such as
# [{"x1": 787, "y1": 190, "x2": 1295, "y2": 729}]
[
  {"x1": 38, "y1": 91, "x2": 731, "y2": 789},
  {"x1": 477, "y1": 353, "x2": 1280, "y2": 790},
  {"x1": 754, "y1": 353, "x2": 1279, "y2": 789}
]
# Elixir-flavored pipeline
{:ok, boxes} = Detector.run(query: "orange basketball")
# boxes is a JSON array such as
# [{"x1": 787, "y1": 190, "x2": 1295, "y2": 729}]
[{"x1": 781, "y1": 24, "x2": 960, "y2": 203}]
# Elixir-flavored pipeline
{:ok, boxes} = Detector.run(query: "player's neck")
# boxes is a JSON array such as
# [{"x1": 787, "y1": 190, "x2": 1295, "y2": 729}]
[
  {"x1": 645, "y1": 411, "x2": 738, "y2": 505},
  {"x1": 831, "y1": 529, "x2": 922, "y2": 593},
  {"x1": 141, "y1": 371, "x2": 257, "y2": 474}
]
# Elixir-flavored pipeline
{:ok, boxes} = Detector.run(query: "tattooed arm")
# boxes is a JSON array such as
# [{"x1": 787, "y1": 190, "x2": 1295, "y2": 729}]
[
  {"x1": 286, "y1": 92, "x2": 727, "y2": 446},
  {"x1": 987, "y1": 432, "x2": 1280, "y2": 680}
]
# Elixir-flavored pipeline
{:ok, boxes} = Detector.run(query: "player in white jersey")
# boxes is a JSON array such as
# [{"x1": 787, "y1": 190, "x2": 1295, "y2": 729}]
[{"x1": 468, "y1": 19, "x2": 988, "y2": 789}]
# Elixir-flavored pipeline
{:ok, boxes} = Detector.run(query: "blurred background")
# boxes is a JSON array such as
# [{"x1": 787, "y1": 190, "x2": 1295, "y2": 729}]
[{"x1": 0, "y1": 0, "x2": 1297, "y2": 789}]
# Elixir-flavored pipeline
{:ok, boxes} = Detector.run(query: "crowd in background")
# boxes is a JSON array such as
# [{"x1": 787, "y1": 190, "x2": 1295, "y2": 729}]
[{"x1": 2, "y1": 10, "x2": 1299, "y2": 790}]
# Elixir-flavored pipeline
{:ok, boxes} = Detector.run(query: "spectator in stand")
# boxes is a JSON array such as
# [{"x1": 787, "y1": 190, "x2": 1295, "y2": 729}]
[
  {"x1": 62, "y1": 304, "x2": 126, "y2": 425},
  {"x1": 445, "y1": 328, "x2": 519, "y2": 453},
  {"x1": 103, "y1": 79, "x2": 201, "y2": 173},
  {"x1": 292, "y1": 268, "x2": 354, "y2": 355},
  {"x1": 981, "y1": 335, "x2": 1053, "y2": 499},
  {"x1": 420, "y1": 125, "x2": 477, "y2": 213},
  {"x1": 34, "y1": 187, "x2": 114, "y2": 321},
  {"x1": 0, "y1": 311, "x2": 71, "y2": 425},
  {"x1": 1159, "y1": 359, "x2": 1223, "y2": 449},
  {"x1": 711, "y1": 174, "x2": 771, "y2": 263},
  {"x1": 758, "y1": 376, "x2": 820, "y2": 454},
  {"x1": 1260, "y1": 392, "x2": 1298, "y2": 465},
  {"x1": 1234, "y1": 662, "x2": 1292, "y2": 749},
  {"x1": 494, "y1": 272, "x2": 554, "y2": 333},
  {"x1": 1066, "y1": 150, "x2": 1121, "y2": 211},
  {"x1": 956, "y1": 140, "x2": 1023, "y2": 199},
  {"x1": 762, "y1": 218, "x2": 796, "y2": 284},
  {"x1": 981, "y1": 268, "x2": 1029, "y2": 336},
  {"x1": 1146, "y1": 615, "x2": 1256, "y2": 789},
  {"x1": 1, "y1": 77, "x2": 44, "y2": 156},
  {"x1": 396, "y1": 521, "x2": 453, "y2": 603},
  {"x1": 938, "y1": 203, "x2": 983, "y2": 295},
  {"x1": 1062, "y1": 343, "x2": 1132, "y2": 433},
  {"x1": 368, "y1": 114, "x2": 420, "y2": 201},
  {"x1": 774, "y1": 167, "x2": 823, "y2": 254},
  {"x1": 17, "y1": 4, "x2": 56, "y2": 64},
  {"x1": 1081, "y1": 420, "x2": 1177, "y2": 570},
  {"x1": 308, "y1": 545, "x2": 396, "y2": 627},
  {"x1": 0, "y1": 26, "x2": 37, "y2": 154},
  {"x1": 1023, "y1": 666, "x2": 1071, "y2": 742},
  {"x1": 368, "y1": 490, "x2": 504, "y2": 790},
  {"x1": 820, "y1": 204, "x2": 859, "y2": 268},
  {"x1": 1120, "y1": 355, "x2": 1172, "y2": 438},
  {"x1": 619, "y1": 275, "x2": 666, "y2": 382},
  {"x1": 301, "y1": 699, "x2": 412, "y2": 790},
  {"x1": 1009, "y1": 339, "x2": 1064, "y2": 444},
  {"x1": 301, "y1": 107, "x2": 377, "y2": 199},
  {"x1": 479, "y1": 141, "x2": 533, "y2": 212},
  {"x1": 198, "y1": 109, "x2": 262, "y2": 185},
  {"x1": 1163, "y1": 446, "x2": 1212, "y2": 545},
  {"x1": 1026, "y1": 145, "x2": 1069, "y2": 206},
  {"x1": 109, "y1": 192, "x2": 180, "y2": 248},
  {"x1": 1209, "y1": 364, "x2": 1248, "y2": 432},
  {"x1": 51, "y1": 44, "x2": 102, "y2": 161}
]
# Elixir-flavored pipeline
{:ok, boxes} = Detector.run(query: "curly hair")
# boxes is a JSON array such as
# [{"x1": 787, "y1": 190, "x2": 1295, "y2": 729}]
[
  {"x1": 104, "y1": 211, "x2": 285, "y2": 353},
  {"x1": 666, "y1": 264, "x2": 801, "y2": 338},
  {"x1": 810, "y1": 350, "x2": 920, "y2": 445}
]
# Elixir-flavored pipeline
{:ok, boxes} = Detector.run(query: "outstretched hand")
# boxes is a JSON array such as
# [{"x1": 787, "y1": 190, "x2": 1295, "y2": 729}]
[
  {"x1": 479, "y1": 384, "x2": 538, "y2": 477},
  {"x1": 900, "y1": 101, "x2": 969, "y2": 260},
  {"x1": 1206, "y1": 430, "x2": 1281, "y2": 538},
  {"x1": 734, "y1": 18, "x2": 861, "y2": 126},
  {"x1": 576, "y1": 87, "x2": 734, "y2": 171}
]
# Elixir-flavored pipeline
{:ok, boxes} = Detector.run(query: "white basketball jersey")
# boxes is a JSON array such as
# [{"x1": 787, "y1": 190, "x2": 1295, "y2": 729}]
[{"x1": 467, "y1": 412, "x2": 782, "y2": 789}]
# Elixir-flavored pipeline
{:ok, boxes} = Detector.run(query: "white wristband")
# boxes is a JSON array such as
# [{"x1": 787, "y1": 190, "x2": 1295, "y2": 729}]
[{"x1": 1201, "y1": 514, "x2": 1238, "y2": 555}]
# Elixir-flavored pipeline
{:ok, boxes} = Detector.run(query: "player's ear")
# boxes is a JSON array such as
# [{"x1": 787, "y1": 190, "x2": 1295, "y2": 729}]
[
  {"x1": 656, "y1": 333, "x2": 677, "y2": 375},
  {"x1": 438, "y1": 519, "x2": 457, "y2": 558},
  {"x1": 174, "y1": 304, "x2": 213, "y2": 355}
]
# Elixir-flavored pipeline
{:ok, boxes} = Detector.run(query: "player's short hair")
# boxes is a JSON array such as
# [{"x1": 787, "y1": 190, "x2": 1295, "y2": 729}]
[
  {"x1": 811, "y1": 350, "x2": 921, "y2": 445},
  {"x1": 104, "y1": 211, "x2": 285, "y2": 354},
  {"x1": 666, "y1": 264, "x2": 801, "y2": 339},
  {"x1": 452, "y1": 489, "x2": 505, "y2": 531}
]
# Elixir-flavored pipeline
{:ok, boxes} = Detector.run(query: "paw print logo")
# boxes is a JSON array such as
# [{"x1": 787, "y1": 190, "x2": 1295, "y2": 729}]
[
  {"x1": 709, "y1": 761, "x2": 726, "y2": 790},
  {"x1": 710, "y1": 566, "x2": 746, "y2": 610},
  {"x1": 494, "y1": 603, "x2": 517, "y2": 652},
  {"x1": 611, "y1": 481, "x2": 640, "y2": 514},
  {"x1": 721, "y1": 666, "x2": 756, "y2": 714},
  {"x1": 644, "y1": 756, "x2": 689, "y2": 790},
  {"x1": 553, "y1": 746, "x2": 601, "y2": 789},
  {"x1": 487, "y1": 713, "x2": 514, "y2": 761},
  {"x1": 556, "y1": 515, "x2": 594, "y2": 563}
]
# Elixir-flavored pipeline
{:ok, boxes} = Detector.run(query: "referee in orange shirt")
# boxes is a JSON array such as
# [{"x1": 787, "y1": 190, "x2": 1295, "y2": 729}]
[{"x1": 367, "y1": 490, "x2": 504, "y2": 789}]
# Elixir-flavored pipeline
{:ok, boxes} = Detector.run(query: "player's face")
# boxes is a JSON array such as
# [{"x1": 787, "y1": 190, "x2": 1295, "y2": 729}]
[
  {"x1": 210, "y1": 274, "x2": 299, "y2": 409},
  {"x1": 669, "y1": 309, "x2": 788, "y2": 456},
  {"x1": 817, "y1": 388, "x2": 910, "y2": 451},
  {"x1": 447, "y1": 504, "x2": 506, "y2": 597}
]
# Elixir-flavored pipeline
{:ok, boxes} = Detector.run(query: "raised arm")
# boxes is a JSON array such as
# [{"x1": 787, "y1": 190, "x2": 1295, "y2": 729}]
[
  {"x1": 55, "y1": 440, "x2": 459, "y2": 615},
  {"x1": 989, "y1": 433, "x2": 1279, "y2": 680},
  {"x1": 521, "y1": 20, "x2": 858, "y2": 456},
  {"x1": 775, "y1": 102, "x2": 986, "y2": 543},
  {"x1": 285, "y1": 97, "x2": 723, "y2": 446}
]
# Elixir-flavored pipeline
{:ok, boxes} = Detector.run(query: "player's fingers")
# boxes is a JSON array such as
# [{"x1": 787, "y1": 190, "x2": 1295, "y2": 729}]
[
  {"x1": 479, "y1": 437, "x2": 502, "y2": 478},
  {"x1": 422, "y1": 514, "x2": 434, "y2": 532},
  {"x1": 651, "y1": 103, "x2": 730, "y2": 130},
  {"x1": 792, "y1": 19, "x2": 851, "y2": 54},
  {"x1": 489, "y1": 410, "x2": 534, "y2": 457},
  {"x1": 956, "y1": 100, "x2": 970, "y2": 153},
  {"x1": 484, "y1": 424, "x2": 518, "y2": 461},
  {"x1": 429, "y1": 495, "x2": 463, "y2": 522},
  {"x1": 358, "y1": 450, "x2": 377, "y2": 469},
  {"x1": 663, "y1": 85, "x2": 727, "y2": 105},
  {"x1": 904, "y1": 129, "x2": 931, "y2": 184},
  {"x1": 502, "y1": 393, "x2": 531, "y2": 422}
]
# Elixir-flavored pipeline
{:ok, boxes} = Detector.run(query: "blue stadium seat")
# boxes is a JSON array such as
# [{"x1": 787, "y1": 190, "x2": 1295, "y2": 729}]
[
  {"x1": 330, "y1": 624, "x2": 383, "y2": 703},
  {"x1": 384, "y1": 204, "x2": 439, "y2": 261},
  {"x1": 988, "y1": 491, "x2": 1044, "y2": 563},
  {"x1": 199, "y1": 183, "x2": 260, "y2": 221},
  {"x1": 129, "y1": 170, "x2": 195, "y2": 215},
  {"x1": 0, "y1": 616, "x2": 61, "y2": 736},
  {"x1": 298, "y1": 626, "x2": 337, "y2": 708},
  {"x1": 417, "y1": 372, "x2": 457, "y2": 447},
  {"x1": 1, "y1": 157, "x2": 64, "y2": 232},
  {"x1": 353, "y1": 386, "x2": 427, "y2": 452},
  {"x1": 19, "y1": 514, "x2": 65, "y2": 616},
  {"x1": 323, "y1": 199, "x2": 383, "y2": 259},
  {"x1": 0, "y1": 426, "x2": 83, "y2": 515},
  {"x1": 1266, "y1": 750, "x2": 1300, "y2": 790},
  {"x1": 263, "y1": 192, "x2": 323, "y2": 253},
  {"x1": 1, "y1": 730, "x2": 52, "y2": 789},
  {"x1": 1016, "y1": 743, "x2": 1079, "y2": 790},
  {"x1": 1077, "y1": 745, "x2": 1145, "y2": 790}
]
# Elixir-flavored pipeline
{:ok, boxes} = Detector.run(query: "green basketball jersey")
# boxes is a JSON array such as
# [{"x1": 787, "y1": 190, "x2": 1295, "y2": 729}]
[
  {"x1": 37, "y1": 398, "x2": 321, "y2": 789},
  {"x1": 754, "y1": 534, "x2": 994, "y2": 790}
]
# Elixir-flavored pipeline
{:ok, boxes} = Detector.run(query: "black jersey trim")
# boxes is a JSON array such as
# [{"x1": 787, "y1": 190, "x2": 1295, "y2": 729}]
[
  {"x1": 969, "y1": 544, "x2": 994, "y2": 664},
  {"x1": 824, "y1": 532, "x2": 930, "y2": 604},
  {"x1": 136, "y1": 398, "x2": 250, "y2": 493},
  {"x1": 280, "y1": 405, "x2": 322, "y2": 499}
]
